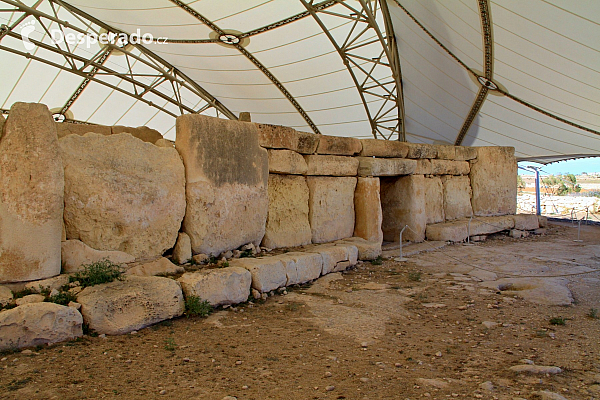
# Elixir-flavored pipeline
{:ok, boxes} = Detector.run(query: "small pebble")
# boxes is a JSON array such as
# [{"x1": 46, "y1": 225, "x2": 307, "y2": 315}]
[
  {"x1": 326, "y1": 385, "x2": 335, "y2": 391},
  {"x1": 235, "y1": 360, "x2": 242, "y2": 365},
  {"x1": 21, "y1": 350, "x2": 32, "y2": 355},
  {"x1": 324, "y1": 371, "x2": 332, "y2": 377},
  {"x1": 159, "y1": 389, "x2": 166, "y2": 395}
]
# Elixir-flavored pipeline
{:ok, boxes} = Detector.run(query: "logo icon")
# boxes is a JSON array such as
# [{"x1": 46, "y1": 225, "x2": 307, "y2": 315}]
[{"x1": 20, "y1": 20, "x2": 36, "y2": 51}]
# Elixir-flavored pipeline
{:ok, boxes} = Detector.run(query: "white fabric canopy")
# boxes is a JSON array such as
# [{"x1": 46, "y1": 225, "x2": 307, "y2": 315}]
[{"x1": 0, "y1": 0, "x2": 598, "y2": 163}]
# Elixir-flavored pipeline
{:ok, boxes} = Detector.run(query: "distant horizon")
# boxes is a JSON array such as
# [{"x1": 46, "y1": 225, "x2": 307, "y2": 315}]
[{"x1": 519, "y1": 157, "x2": 600, "y2": 175}]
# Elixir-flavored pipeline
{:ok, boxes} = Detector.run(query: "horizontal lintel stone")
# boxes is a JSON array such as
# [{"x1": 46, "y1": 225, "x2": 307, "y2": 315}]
[{"x1": 357, "y1": 157, "x2": 416, "y2": 176}]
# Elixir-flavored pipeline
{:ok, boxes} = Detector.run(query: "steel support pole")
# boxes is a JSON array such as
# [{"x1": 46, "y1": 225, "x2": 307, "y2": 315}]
[{"x1": 534, "y1": 168, "x2": 541, "y2": 216}]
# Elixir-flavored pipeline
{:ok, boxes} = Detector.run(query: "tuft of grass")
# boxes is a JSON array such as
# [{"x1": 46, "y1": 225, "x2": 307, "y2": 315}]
[
  {"x1": 240, "y1": 249, "x2": 254, "y2": 258},
  {"x1": 587, "y1": 308, "x2": 599, "y2": 320},
  {"x1": 12, "y1": 288, "x2": 35, "y2": 299},
  {"x1": 6, "y1": 377, "x2": 32, "y2": 391},
  {"x1": 408, "y1": 271, "x2": 422, "y2": 282},
  {"x1": 221, "y1": 261, "x2": 230, "y2": 268},
  {"x1": 70, "y1": 259, "x2": 123, "y2": 288},
  {"x1": 371, "y1": 256, "x2": 383, "y2": 266},
  {"x1": 164, "y1": 337, "x2": 177, "y2": 351},
  {"x1": 549, "y1": 317, "x2": 566, "y2": 326},
  {"x1": 185, "y1": 295, "x2": 212, "y2": 318},
  {"x1": 46, "y1": 291, "x2": 78, "y2": 306}
]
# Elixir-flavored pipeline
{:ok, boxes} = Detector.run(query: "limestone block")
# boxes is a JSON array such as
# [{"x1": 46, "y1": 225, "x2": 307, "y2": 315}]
[
  {"x1": 307, "y1": 177, "x2": 357, "y2": 243},
  {"x1": 455, "y1": 146, "x2": 478, "y2": 161},
  {"x1": 0, "y1": 286, "x2": 12, "y2": 305},
  {"x1": 430, "y1": 160, "x2": 470, "y2": 175},
  {"x1": 538, "y1": 215, "x2": 548, "y2": 228},
  {"x1": 424, "y1": 177, "x2": 444, "y2": 224},
  {"x1": 268, "y1": 149, "x2": 307, "y2": 175},
  {"x1": 172, "y1": 232, "x2": 192, "y2": 264},
  {"x1": 426, "y1": 220, "x2": 468, "y2": 242},
  {"x1": 24, "y1": 274, "x2": 70, "y2": 294},
  {"x1": 359, "y1": 139, "x2": 408, "y2": 158},
  {"x1": 256, "y1": 123, "x2": 319, "y2": 154},
  {"x1": 277, "y1": 252, "x2": 323, "y2": 286},
  {"x1": 155, "y1": 138, "x2": 174, "y2": 148},
  {"x1": 229, "y1": 257, "x2": 287, "y2": 293},
  {"x1": 0, "y1": 103, "x2": 64, "y2": 283},
  {"x1": 336, "y1": 237, "x2": 381, "y2": 261},
  {"x1": 381, "y1": 175, "x2": 427, "y2": 242},
  {"x1": 0, "y1": 303, "x2": 83, "y2": 350},
  {"x1": 15, "y1": 294, "x2": 45, "y2": 306},
  {"x1": 56, "y1": 122, "x2": 112, "y2": 139},
  {"x1": 357, "y1": 157, "x2": 417, "y2": 177},
  {"x1": 470, "y1": 147, "x2": 517, "y2": 216},
  {"x1": 77, "y1": 276, "x2": 184, "y2": 335},
  {"x1": 306, "y1": 244, "x2": 358, "y2": 274},
  {"x1": 61, "y1": 240, "x2": 135, "y2": 274},
  {"x1": 176, "y1": 115, "x2": 268, "y2": 256},
  {"x1": 316, "y1": 135, "x2": 362, "y2": 155},
  {"x1": 442, "y1": 176, "x2": 473, "y2": 221},
  {"x1": 513, "y1": 214, "x2": 539, "y2": 230},
  {"x1": 61, "y1": 133, "x2": 185, "y2": 259},
  {"x1": 415, "y1": 159, "x2": 432, "y2": 175},
  {"x1": 112, "y1": 125, "x2": 163, "y2": 143},
  {"x1": 332, "y1": 243, "x2": 359, "y2": 272},
  {"x1": 354, "y1": 177, "x2": 383, "y2": 243},
  {"x1": 304, "y1": 155, "x2": 359, "y2": 176},
  {"x1": 435, "y1": 145, "x2": 456, "y2": 160},
  {"x1": 405, "y1": 142, "x2": 437, "y2": 159},
  {"x1": 263, "y1": 175, "x2": 311, "y2": 249},
  {"x1": 470, "y1": 215, "x2": 515, "y2": 236},
  {"x1": 177, "y1": 267, "x2": 251, "y2": 306},
  {"x1": 125, "y1": 257, "x2": 184, "y2": 277}
]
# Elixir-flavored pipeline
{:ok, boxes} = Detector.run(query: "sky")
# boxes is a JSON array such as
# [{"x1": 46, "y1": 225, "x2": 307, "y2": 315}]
[{"x1": 519, "y1": 157, "x2": 600, "y2": 175}]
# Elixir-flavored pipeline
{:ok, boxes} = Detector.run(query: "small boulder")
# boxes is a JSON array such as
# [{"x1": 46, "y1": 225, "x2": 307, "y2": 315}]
[
  {"x1": 178, "y1": 267, "x2": 251, "y2": 306},
  {"x1": 0, "y1": 302, "x2": 83, "y2": 350},
  {"x1": 0, "y1": 286, "x2": 13, "y2": 305},
  {"x1": 509, "y1": 365, "x2": 562, "y2": 374},
  {"x1": 192, "y1": 254, "x2": 210, "y2": 264},
  {"x1": 533, "y1": 391, "x2": 569, "y2": 400},
  {"x1": 125, "y1": 257, "x2": 184, "y2": 277},
  {"x1": 62, "y1": 240, "x2": 135, "y2": 274},
  {"x1": 172, "y1": 232, "x2": 192, "y2": 264},
  {"x1": 24, "y1": 274, "x2": 70, "y2": 294},
  {"x1": 15, "y1": 294, "x2": 45, "y2": 306},
  {"x1": 76, "y1": 276, "x2": 184, "y2": 335}
]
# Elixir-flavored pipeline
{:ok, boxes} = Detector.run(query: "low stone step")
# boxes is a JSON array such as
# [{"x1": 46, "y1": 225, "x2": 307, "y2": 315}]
[{"x1": 426, "y1": 215, "x2": 527, "y2": 242}]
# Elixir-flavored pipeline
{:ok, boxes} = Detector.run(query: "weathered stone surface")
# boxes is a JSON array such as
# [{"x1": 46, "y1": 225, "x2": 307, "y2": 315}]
[
  {"x1": 263, "y1": 175, "x2": 311, "y2": 249},
  {"x1": 455, "y1": 146, "x2": 478, "y2": 161},
  {"x1": 435, "y1": 145, "x2": 456, "y2": 160},
  {"x1": 336, "y1": 237, "x2": 381, "y2": 261},
  {"x1": 268, "y1": 149, "x2": 308, "y2": 175},
  {"x1": 470, "y1": 147, "x2": 517, "y2": 216},
  {"x1": 470, "y1": 215, "x2": 515, "y2": 236},
  {"x1": 427, "y1": 216, "x2": 514, "y2": 242},
  {"x1": 61, "y1": 133, "x2": 185, "y2": 259},
  {"x1": 404, "y1": 142, "x2": 437, "y2": 159},
  {"x1": 256, "y1": 123, "x2": 319, "y2": 154},
  {"x1": 513, "y1": 214, "x2": 540, "y2": 230},
  {"x1": 442, "y1": 176, "x2": 473, "y2": 221},
  {"x1": 0, "y1": 113, "x2": 4, "y2": 135},
  {"x1": 484, "y1": 277, "x2": 573, "y2": 306},
  {"x1": 0, "y1": 286, "x2": 12, "y2": 305},
  {"x1": 357, "y1": 157, "x2": 417, "y2": 177},
  {"x1": 24, "y1": 274, "x2": 70, "y2": 294},
  {"x1": 424, "y1": 177, "x2": 444, "y2": 224},
  {"x1": 317, "y1": 135, "x2": 362, "y2": 155},
  {"x1": 0, "y1": 103, "x2": 64, "y2": 283},
  {"x1": 178, "y1": 267, "x2": 251, "y2": 306},
  {"x1": 307, "y1": 177, "x2": 357, "y2": 243},
  {"x1": 354, "y1": 177, "x2": 383, "y2": 243},
  {"x1": 304, "y1": 155, "x2": 358, "y2": 176},
  {"x1": 415, "y1": 159, "x2": 432, "y2": 175},
  {"x1": 430, "y1": 160, "x2": 470, "y2": 175},
  {"x1": 306, "y1": 244, "x2": 358, "y2": 274},
  {"x1": 229, "y1": 257, "x2": 286, "y2": 293},
  {"x1": 509, "y1": 365, "x2": 562, "y2": 374},
  {"x1": 155, "y1": 138, "x2": 174, "y2": 148},
  {"x1": 359, "y1": 139, "x2": 408, "y2": 158},
  {"x1": 0, "y1": 303, "x2": 83, "y2": 350},
  {"x1": 381, "y1": 175, "x2": 426, "y2": 242},
  {"x1": 56, "y1": 122, "x2": 112, "y2": 139},
  {"x1": 538, "y1": 215, "x2": 548, "y2": 228},
  {"x1": 77, "y1": 276, "x2": 184, "y2": 335},
  {"x1": 172, "y1": 232, "x2": 192, "y2": 264},
  {"x1": 125, "y1": 257, "x2": 184, "y2": 277},
  {"x1": 176, "y1": 115, "x2": 268, "y2": 256},
  {"x1": 426, "y1": 220, "x2": 468, "y2": 242},
  {"x1": 112, "y1": 125, "x2": 163, "y2": 143},
  {"x1": 15, "y1": 294, "x2": 45, "y2": 306},
  {"x1": 61, "y1": 240, "x2": 135, "y2": 274},
  {"x1": 278, "y1": 252, "x2": 323, "y2": 285}
]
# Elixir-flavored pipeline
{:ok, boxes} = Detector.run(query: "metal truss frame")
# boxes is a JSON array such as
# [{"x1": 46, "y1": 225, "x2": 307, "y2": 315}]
[
  {"x1": 300, "y1": 0, "x2": 406, "y2": 141},
  {"x1": 0, "y1": 0, "x2": 237, "y2": 121}
]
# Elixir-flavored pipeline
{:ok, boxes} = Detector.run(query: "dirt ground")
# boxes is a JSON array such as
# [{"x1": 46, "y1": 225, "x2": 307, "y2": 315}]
[{"x1": 1, "y1": 221, "x2": 599, "y2": 400}]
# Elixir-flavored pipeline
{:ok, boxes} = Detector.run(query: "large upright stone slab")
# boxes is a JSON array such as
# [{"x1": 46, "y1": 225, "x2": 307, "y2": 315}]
[
  {"x1": 263, "y1": 174, "x2": 311, "y2": 249},
  {"x1": 470, "y1": 147, "x2": 517, "y2": 216},
  {"x1": 60, "y1": 133, "x2": 185, "y2": 259},
  {"x1": 424, "y1": 176, "x2": 444, "y2": 224},
  {"x1": 256, "y1": 123, "x2": 319, "y2": 154},
  {"x1": 442, "y1": 175, "x2": 473, "y2": 221},
  {"x1": 307, "y1": 177, "x2": 357, "y2": 243},
  {"x1": 354, "y1": 177, "x2": 383, "y2": 243},
  {"x1": 0, "y1": 103, "x2": 64, "y2": 283},
  {"x1": 176, "y1": 115, "x2": 268, "y2": 256},
  {"x1": 381, "y1": 175, "x2": 426, "y2": 242}
]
